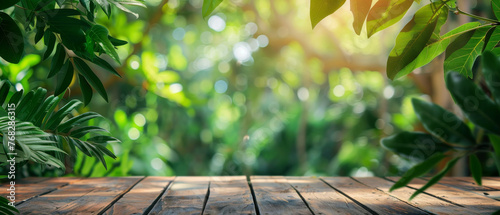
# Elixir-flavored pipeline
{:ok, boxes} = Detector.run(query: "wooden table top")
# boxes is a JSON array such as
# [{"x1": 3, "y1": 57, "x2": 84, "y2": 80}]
[{"x1": 2, "y1": 176, "x2": 500, "y2": 214}]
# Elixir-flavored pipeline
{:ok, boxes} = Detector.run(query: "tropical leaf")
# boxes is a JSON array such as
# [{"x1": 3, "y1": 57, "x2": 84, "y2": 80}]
[
  {"x1": 350, "y1": 0, "x2": 371, "y2": 35},
  {"x1": 410, "y1": 156, "x2": 460, "y2": 200},
  {"x1": 469, "y1": 154, "x2": 482, "y2": 186},
  {"x1": 202, "y1": 0, "x2": 223, "y2": 19},
  {"x1": 411, "y1": 98, "x2": 475, "y2": 146},
  {"x1": 482, "y1": 51, "x2": 500, "y2": 105},
  {"x1": 493, "y1": 0, "x2": 500, "y2": 20},
  {"x1": 387, "y1": 2, "x2": 448, "y2": 80},
  {"x1": 0, "y1": 12, "x2": 25, "y2": 64},
  {"x1": 389, "y1": 152, "x2": 446, "y2": 192},
  {"x1": 366, "y1": 0, "x2": 414, "y2": 38},
  {"x1": 444, "y1": 26, "x2": 491, "y2": 78},
  {"x1": 310, "y1": 0, "x2": 346, "y2": 29},
  {"x1": 381, "y1": 131, "x2": 452, "y2": 161}
]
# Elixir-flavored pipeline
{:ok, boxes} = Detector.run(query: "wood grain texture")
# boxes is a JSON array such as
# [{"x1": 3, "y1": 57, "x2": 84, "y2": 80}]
[
  {"x1": 321, "y1": 177, "x2": 426, "y2": 214},
  {"x1": 357, "y1": 177, "x2": 478, "y2": 215},
  {"x1": 203, "y1": 176, "x2": 256, "y2": 215},
  {"x1": 16, "y1": 177, "x2": 142, "y2": 215},
  {"x1": 251, "y1": 176, "x2": 312, "y2": 215},
  {"x1": 149, "y1": 176, "x2": 210, "y2": 215},
  {"x1": 102, "y1": 176, "x2": 174, "y2": 215},
  {"x1": 286, "y1": 176, "x2": 369, "y2": 215},
  {"x1": 388, "y1": 177, "x2": 500, "y2": 214},
  {"x1": 428, "y1": 177, "x2": 500, "y2": 200},
  {"x1": 0, "y1": 177, "x2": 82, "y2": 205}
]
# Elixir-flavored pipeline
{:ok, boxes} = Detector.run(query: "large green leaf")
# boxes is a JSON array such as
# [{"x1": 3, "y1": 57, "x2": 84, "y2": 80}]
[
  {"x1": 79, "y1": 74, "x2": 93, "y2": 106},
  {"x1": 202, "y1": 0, "x2": 223, "y2": 18},
  {"x1": 482, "y1": 51, "x2": 500, "y2": 105},
  {"x1": 54, "y1": 60, "x2": 74, "y2": 96},
  {"x1": 48, "y1": 44, "x2": 66, "y2": 78},
  {"x1": 410, "y1": 156, "x2": 460, "y2": 200},
  {"x1": 493, "y1": 0, "x2": 500, "y2": 20},
  {"x1": 350, "y1": 0, "x2": 372, "y2": 35},
  {"x1": 446, "y1": 72, "x2": 500, "y2": 135},
  {"x1": 73, "y1": 57, "x2": 108, "y2": 102},
  {"x1": 0, "y1": 0, "x2": 20, "y2": 10},
  {"x1": 86, "y1": 25, "x2": 120, "y2": 63},
  {"x1": 310, "y1": 0, "x2": 346, "y2": 29},
  {"x1": 395, "y1": 22, "x2": 485, "y2": 79},
  {"x1": 0, "y1": 12, "x2": 25, "y2": 64},
  {"x1": 387, "y1": 2, "x2": 448, "y2": 80},
  {"x1": 411, "y1": 98, "x2": 475, "y2": 146},
  {"x1": 469, "y1": 154, "x2": 482, "y2": 186},
  {"x1": 366, "y1": 0, "x2": 414, "y2": 38},
  {"x1": 381, "y1": 131, "x2": 452, "y2": 161},
  {"x1": 389, "y1": 152, "x2": 446, "y2": 192},
  {"x1": 444, "y1": 27, "x2": 490, "y2": 78},
  {"x1": 484, "y1": 27, "x2": 500, "y2": 52}
]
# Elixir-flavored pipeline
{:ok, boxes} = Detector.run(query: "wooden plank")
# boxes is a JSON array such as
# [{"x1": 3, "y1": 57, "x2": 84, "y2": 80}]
[
  {"x1": 322, "y1": 177, "x2": 426, "y2": 214},
  {"x1": 388, "y1": 177, "x2": 500, "y2": 214},
  {"x1": 426, "y1": 177, "x2": 500, "y2": 200},
  {"x1": 286, "y1": 177, "x2": 369, "y2": 215},
  {"x1": 149, "y1": 176, "x2": 210, "y2": 215},
  {"x1": 0, "y1": 177, "x2": 82, "y2": 205},
  {"x1": 356, "y1": 177, "x2": 479, "y2": 215},
  {"x1": 203, "y1": 176, "x2": 256, "y2": 215},
  {"x1": 251, "y1": 176, "x2": 312, "y2": 215},
  {"x1": 16, "y1": 177, "x2": 142, "y2": 214},
  {"x1": 102, "y1": 176, "x2": 174, "y2": 215}
]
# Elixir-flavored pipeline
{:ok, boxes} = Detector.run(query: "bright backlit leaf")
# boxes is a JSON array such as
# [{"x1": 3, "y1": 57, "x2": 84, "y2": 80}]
[
  {"x1": 310, "y1": 0, "x2": 347, "y2": 29},
  {"x1": 350, "y1": 0, "x2": 372, "y2": 35},
  {"x1": 366, "y1": 0, "x2": 414, "y2": 38}
]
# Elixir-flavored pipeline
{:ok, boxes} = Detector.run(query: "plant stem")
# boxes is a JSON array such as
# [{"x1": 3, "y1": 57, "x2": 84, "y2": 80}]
[{"x1": 456, "y1": 8, "x2": 500, "y2": 24}]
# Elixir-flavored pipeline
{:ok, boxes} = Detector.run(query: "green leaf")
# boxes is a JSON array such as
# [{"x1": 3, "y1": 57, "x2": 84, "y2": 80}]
[
  {"x1": 389, "y1": 152, "x2": 446, "y2": 192},
  {"x1": 80, "y1": 0, "x2": 91, "y2": 12},
  {"x1": 55, "y1": 60, "x2": 74, "y2": 96},
  {"x1": 87, "y1": 25, "x2": 120, "y2": 64},
  {"x1": 202, "y1": 0, "x2": 223, "y2": 19},
  {"x1": 410, "y1": 156, "x2": 460, "y2": 200},
  {"x1": 493, "y1": 0, "x2": 500, "y2": 20},
  {"x1": 469, "y1": 154, "x2": 482, "y2": 186},
  {"x1": 0, "y1": 12, "x2": 25, "y2": 64},
  {"x1": 381, "y1": 131, "x2": 452, "y2": 161},
  {"x1": 0, "y1": 0, "x2": 20, "y2": 10},
  {"x1": 8, "y1": 89, "x2": 23, "y2": 107},
  {"x1": 0, "y1": 82, "x2": 11, "y2": 106},
  {"x1": 70, "y1": 126, "x2": 107, "y2": 139},
  {"x1": 444, "y1": 26, "x2": 490, "y2": 78},
  {"x1": 350, "y1": 0, "x2": 371, "y2": 35},
  {"x1": 48, "y1": 44, "x2": 66, "y2": 78},
  {"x1": 395, "y1": 22, "x2": 485, "y2": 79},
  {"x1": 42, "y1": 31, "x2": 56, "y2": 60},
  {"x1": 45, "y1": 99, "x2": 82, "y2": 130},
  {"x1": 109, "y1": 0, "x2": 139, "y2": 18},
  {"x1": 446, "y1": 72, "x2": 500, "y2": 135},
  {"x1": 73, "y1": 57, "x2": 108, "y2": 102},
  {"x1": 78, "y1": 74, "x2": 93, "y2": 106},
  {"x1": 58, "y1": 112, "x2": 101, "y2": 133},
  {"x1": 366, "y1": 0, "x2": 414, "y2": 38},
  {"x1": 482, "y1": 51, "x2": 500, "y2": 105},
  {"x1": 32, "y1": 95, "x2": 60, "y2": 126},
  {"x1": 483, "y1": 26, "x2": 500, "y2": 52},
  {"x1": 490, "y1": 134, "x2": 500, "y2": 174},
  {"x1": 310, "y1": 0, "x2": 346, "y2": 29},
  {"x1": 91, "y1": 56, "x2": 121, "y2": 77},
  {"x1": 93, "y1": 0, "x2": 111, "y2": 17},
  {"x1": 411, "y1": 98, "x2": 475, "y2": 146},
  {"x1": 387, "y1": 2, "x2": 448, "y2": 80},
  {"x1": 108, "y1": 36, "x2": 127, "y2": 46}
]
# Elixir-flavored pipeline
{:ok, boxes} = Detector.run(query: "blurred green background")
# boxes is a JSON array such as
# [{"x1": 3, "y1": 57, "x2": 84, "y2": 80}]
[{"x1": 4, "y1": 0, "x2": 479, "y2": 177}]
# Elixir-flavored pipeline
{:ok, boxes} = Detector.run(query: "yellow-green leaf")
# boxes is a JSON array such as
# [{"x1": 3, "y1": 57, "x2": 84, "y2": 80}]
[
  {"x1": 310, "y1": 0, "x2": 346, "y2": 29},
  {"x1": 350, "y1": 0, "x2": 372, "y2": 35},
  {"x1": 366, "y1": 0, "x2": 414, "y2": 38}
]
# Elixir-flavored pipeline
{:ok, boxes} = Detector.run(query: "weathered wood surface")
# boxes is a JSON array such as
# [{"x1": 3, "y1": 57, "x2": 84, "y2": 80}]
[{"x1": 2, "y1": 176, "x2": 500, "y2": 214}]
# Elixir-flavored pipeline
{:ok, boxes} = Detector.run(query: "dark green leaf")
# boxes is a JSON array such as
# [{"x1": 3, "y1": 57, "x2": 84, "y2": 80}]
[
  {"x1": 350, "y1": 0, "x2": 371, "y2": 35},
  {"x1": 444, "y1": 27, "x2": 490, "y2": 78},
  {"x1": 490, "y1": 135, "x2": 500, "y2": 174},
  {"x1": 446, "y1": 72, "x2": 500, "y2": 135},
  {"x1": 91, "y1": 56, "x2": 121, "y2": 77},
  {"x1": 42, "y1": 30, "x2": 56, "y2": 60},
  {"x1": 0, "y1": 12, "x2": 25, "y2": 64},
  {"x1": 366, "y1": 0, "x2": 414, "y2": 38},
  {"x1": 482, "y1": 51, "x2": 500, "y2": 105},
  {"x1": 469, "y1": 154, "x2": 482, "y2": 186},
  {"x1": 483, "y1": 26, "x2": 500, "y2": 52},
  {"x1": 70, "y1": 126, "x2": 107, "y2": 139},
  {"x1": 38, "y1": 9, "x2": 81, "y2": 18},
  {"x1": 310, "y1": 0, "x2": 346, "y2": 29},
  {"x1": 410, "y1": 156, "x2": 460, "y2": 200},
  {"x1": 109, "y1": 0, "x2": 138, "y2": 18},
  {"x1": 32, "y1": 95, "x2": 59, "y2": 126},
  {"x1": 411, "y1": 98, "x2": 475, "y2": 146},
  {"x1": 23, "y1": 88, "x2": 47, "y2": 121},
  {"x1": 48, "y1": 44, "x2": 66, "y2": 78},
  {"x1": 73, "y1": 57, "x2": 108, "y2": 102},
  {"x1": 8, "y1": 89, "x2": 23, "y2": 107},
  {"x1": 80, "y1": 0, "x2": 91, "y2": 12},
  {"x1": 34, "y1": 21, "x2": 45, "y2": 44},
  {"x1": 55, "y1": 60, "x2": 74, "y2": 96},
  {"x1": 78, "y1": 74, "x2": 93, "y2": 106},
  {"x1": 87, "y1": 25, "x2": 120, "y2": 64},
  {"x1": 58, "y1": 112, "x2": 101, "y2": 133},
  {"x1": 493, "y1": 0, "x2": 500, "y2": 20},
  {"x1": 93, "y1": 0, "x2": 111, "y2": 17},
  {"x1": 202, "y1": 0, "x2": 223, "y2": 19},
  {"x1": 387, "y1": 2, "x2": 448, "y2": 80},
  {"x1": 381, "y1": 131, "x2": 452, "y2": 161},
  {"x1": 108, "y1": 36, "x2": 127, "y2": 46},
  {"x1": 0, "y1": 0, "x2": 20, "y2": 10},
  {"x1": 0, "y1": 82, "x2": 10, "y2": 106},
  {"x1": 389, "y1": 152, "x2": 446, "y2": 191},
  {"x1": 45, "y1": 99, "x2": 82, "y2": 130}
]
